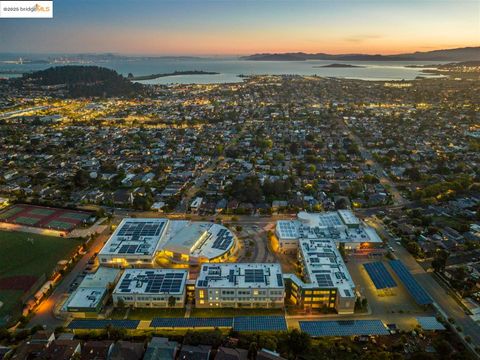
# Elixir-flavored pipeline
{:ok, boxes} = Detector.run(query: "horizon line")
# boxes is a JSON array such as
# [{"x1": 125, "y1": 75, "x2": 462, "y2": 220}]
[{"x1": 1, "y1": 45, "x2": 478, "y2": 58}]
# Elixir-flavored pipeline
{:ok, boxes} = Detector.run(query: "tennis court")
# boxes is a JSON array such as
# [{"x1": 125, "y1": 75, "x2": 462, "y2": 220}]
[
  {"x1": 0, "y1": 207, "x2": 23, "y2": 219},
  {"x1": 60, "y1": 212, "x2": 90, "y2": 221},
  {"x1": 0, "y1": 204, "x2": 93, "y2": 232},
  {"x1": 15, "y1": 216, "x2": 40, "y2": 225},
  {"x1": 29, "y1": 208, "x2": 55, "y2": 216},
  {"x1": 47, "y1": 220, "x2": 76, "y2": 230}
]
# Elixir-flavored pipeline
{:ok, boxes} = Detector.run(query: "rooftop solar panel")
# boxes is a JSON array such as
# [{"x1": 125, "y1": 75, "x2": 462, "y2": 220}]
[
  {"x1": 389, "y1": 260, "x2": 433, "y2": 306},
  {"x1": 300, "y1": 320, "x2": 389, "y2": 337},
  {"x1": 150, "y1": 317, "x2": 233, "y2": 328},
  {"x1": 315, "y1": 273, "x2": 334, "y2": 287},
  {"x1": 233, "y1": 316, "x2": 287, "y2": 332}
]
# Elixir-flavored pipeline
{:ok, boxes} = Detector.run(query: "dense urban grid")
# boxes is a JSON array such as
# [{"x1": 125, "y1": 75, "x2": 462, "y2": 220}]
[{"x1": 0, "y1": 62, "x2": 479, "y2": 360}]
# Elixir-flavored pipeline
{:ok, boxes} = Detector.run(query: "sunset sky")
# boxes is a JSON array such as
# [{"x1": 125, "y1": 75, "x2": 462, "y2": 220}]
[{"x1": 0, "y1": 0, "x2": 478, "y2": 55}]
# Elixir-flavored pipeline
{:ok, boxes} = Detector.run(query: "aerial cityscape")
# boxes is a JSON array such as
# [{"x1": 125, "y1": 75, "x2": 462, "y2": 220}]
[{"x1": 0, "y1": 0, "x2": 479, "y2": 359}]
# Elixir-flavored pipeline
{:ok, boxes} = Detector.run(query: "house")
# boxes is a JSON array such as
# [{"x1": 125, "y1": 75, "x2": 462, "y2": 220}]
[
  {"x1": 177, "y1": 345, "x2": 211, "y2": 360},
  {"x1": 108, "y1": 341, "x2": 145, "y2": 360},
  {"x1": 190, "y1": 197, "x2": 203, "y2": 213},
  {"x1": 214, "y1": 347, "x2": 248, "y2": 360},
  {"x1": 272, "y1": 200, "x2": 288, "y2": 212},
  {"x1": 38, "y1": 339, "x2": 81, "y2": 360},
  {"x1": 30, "y1": 331, "x2": 55, "y2": 345},
  {"x1": 257, "y1": 349, "x2": 287, "y2": 360},
  {"x1": 151, "y1": 201, "x2": 165, "y2": 212},
  {"x1": 143, "y1": 337, "x2": 178, "y2": 360},
  {"x1": 80, "y1": 340, "x2": 114, "y2": 360},
  {"x1": 11, "y1": 342, "x2": 46, "y2": 360},
  {"x1": 112, "y1": 189, "x2": 133, "y2": 205},
  {"x1": 215, "y1": 198, "x2": 228, "y2": 214}
]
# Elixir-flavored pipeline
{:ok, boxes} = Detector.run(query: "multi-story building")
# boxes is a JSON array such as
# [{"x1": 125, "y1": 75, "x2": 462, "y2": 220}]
[
  {"x1": 99, "y1": 218, "x2": 169, "y2": 267},
  {"x1": 195, "y1": 263, "x2": 285, "y2": 309},
  {"x1": 99, "y1": 218, "x2": 236, "y2": 267},
  {"x1": 112, "y1": 269, "x2": 188, "y2": 308},
  {"x1": 276, "y1": 210, "x2": 382, "y2": 253},
  {"x1": 276, "y1": 211, "x2": 382, "y2": 314},
  {"x1": 284, "y1": 238, "x2": 356, "y2": 314}
]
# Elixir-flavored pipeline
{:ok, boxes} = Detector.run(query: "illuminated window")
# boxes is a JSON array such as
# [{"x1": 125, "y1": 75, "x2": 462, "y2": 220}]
[{"x1": 199, "y1": 290, "x2": 204, "y2": 299}]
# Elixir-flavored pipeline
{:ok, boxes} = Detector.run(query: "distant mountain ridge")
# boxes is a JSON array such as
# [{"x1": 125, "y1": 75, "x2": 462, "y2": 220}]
[{"x1": 241, "y1": 47, "x2": 480, "y2": 61}]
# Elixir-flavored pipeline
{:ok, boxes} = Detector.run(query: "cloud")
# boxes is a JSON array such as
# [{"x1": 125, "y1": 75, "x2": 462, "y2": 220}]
[{"x1": 343, "y1": 34, "x2": 382, "y2": 43}]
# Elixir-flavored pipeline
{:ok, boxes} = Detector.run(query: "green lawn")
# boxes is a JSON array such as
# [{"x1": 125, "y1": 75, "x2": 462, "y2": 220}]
[
  {"x1": 0, "y1": 230, "x2": 81, "y2": 278},
  {"x1": 110, "y1": 307, "x2": 186, "y2": 320},
  {"x1": 0, "y1": 230, "x2": 81, "y2": 323},
  {"x1": 190, "y1": 308, "x2": 284, "y2": 318}
]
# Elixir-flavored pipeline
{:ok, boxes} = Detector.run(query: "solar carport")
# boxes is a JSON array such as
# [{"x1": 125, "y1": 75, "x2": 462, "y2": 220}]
[{"x1": 300, "y1": 320, "x2": 390, "y2": 337}]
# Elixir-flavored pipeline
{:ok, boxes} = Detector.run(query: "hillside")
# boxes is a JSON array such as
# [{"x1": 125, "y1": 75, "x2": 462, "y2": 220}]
[
  {"x1": 18, "y1": 65, "x2": 145, "y2": 98},
  {"x1": 242, "y1": 46, "x2": 480, "y2": 62}
]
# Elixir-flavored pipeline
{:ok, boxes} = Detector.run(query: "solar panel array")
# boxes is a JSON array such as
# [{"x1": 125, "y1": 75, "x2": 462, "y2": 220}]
[
  {"x1": 416, "y1": 317, "x2": 446, "y2": 331},
  {"x1": 68, "y1": 319, "x2": 139, "y2": 330},
  {"x1": 119, "y1": 244, "x2": 138, "y2": 254},
  {"x1": 364, "y1": 262, "x2": 397, "y2": 290},
  {"x1": 212, "y1": 228, "x2": 234, "y2": 250},
  {"x1": 245, "y1": 269, "x2": 265, "y2": 283},
  {"x1": 118, "y1": 220, "x2": 165, "y2": 239},
  {"x1": 315, "y1": 273, "x2": 334, "y2": 287},
  {"x1": 389, "y1": 260, "x2": 433, "y2": 305},
  {"x1": 277, "y1": 273, "x2": 284, "y2": 287},
  {"x1": 150, "y1": 317, "x2": 233, "y2": 328},
  {"x1": 278, "y1": 221, "x2": 297, "y2": 238},
  {"x1": 233, "y1": 316, "x2": 288, "y2": 332},
  {"x1": 118, "y1": 271, "x2": 184, "y2": 294},
  {"x1": 300, "y1": 320, "x2": 389, "y2": 337},
  {"x1": 317, "y1": 213, "x2": 342, "y2": 227}
]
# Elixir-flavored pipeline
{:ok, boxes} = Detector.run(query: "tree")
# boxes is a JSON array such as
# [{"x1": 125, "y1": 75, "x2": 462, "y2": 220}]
[
  {"x1": 247, "y1": 342, "x2": 258, "y2": 360},
  {"x1": 117, "y1": 298, "x2": 125, "y2": 311},
  {"x1": 406, "y1": 241, "x2": 422, "y2": 257},
  {"x1": 73, "y1": 169, "x2": 89, "y2": 187},
  {"x1": 432, "y1": 249, "x2": 449, "y2": 273},
  {"x1": 286, "y1": 329, "x2": 311, "y2": 359}
]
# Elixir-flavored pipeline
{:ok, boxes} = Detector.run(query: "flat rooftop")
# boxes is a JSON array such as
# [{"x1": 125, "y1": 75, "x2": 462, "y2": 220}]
[
  {"x1": 277, "y1": 211, "x2": 382, "y2": 244},
  {"x1": 196, "y1": 263, "x2": 284, "y2": 289},
  {"x1": 65, "y1": 267, "x2": 120, "y2": 311},
  {"x1": 298, "y1": 238, "x2": 355, "y2": 298},
  {"x1": 67, "y1": 287, "x2": 106, "y2": 310},
  {"x1": 100, "y1": 218, "x2": 168, "y2": 257},
  {"x1": 161, "y1": 221, "x2": 235, "y2": 260},
  {"x1": 114, "y1": 269, "x2": 188, "y2": 295}
]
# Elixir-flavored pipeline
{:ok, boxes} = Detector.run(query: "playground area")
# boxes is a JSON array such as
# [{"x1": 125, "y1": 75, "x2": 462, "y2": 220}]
[{"x1": 0, "y1": 204, "x2": 92, "y2": 233}]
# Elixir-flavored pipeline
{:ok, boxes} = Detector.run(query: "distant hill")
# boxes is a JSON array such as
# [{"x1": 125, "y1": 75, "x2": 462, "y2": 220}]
[
  {"x1": 18, "y1": 65, "x2": 145, "y2": 97},
  {"x1": 241, "y1": 47, "x2": 480, "y2": 61}
]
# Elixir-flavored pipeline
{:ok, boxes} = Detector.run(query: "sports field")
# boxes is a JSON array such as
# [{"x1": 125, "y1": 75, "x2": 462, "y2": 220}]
[
  {"x1": 0, "y1": 204, "x2": 92, "y2": 232},
  {"x1": 0, "y1": 230, "x2": 82, "y2": 325}
]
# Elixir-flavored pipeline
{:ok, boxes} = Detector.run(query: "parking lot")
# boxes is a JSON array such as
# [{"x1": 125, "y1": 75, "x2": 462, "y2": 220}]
[{"x1": 347, "y1": 256, "x2": 432, "y2": 317}]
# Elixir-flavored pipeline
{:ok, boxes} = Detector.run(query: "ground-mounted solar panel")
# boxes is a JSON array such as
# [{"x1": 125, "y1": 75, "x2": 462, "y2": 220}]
[
  {"x1": 300, "y1": 320, "x2": 389, "y2": 337},
  {"x1": 389, "y1": 260, "x2": 433, "y2": 306},
  {"x1": 364, "y1": 262, "x2": 397, "y2": 290},
  {"x1": 233, "y1": 316, "x2": 287, "y2": 332},
  {"x1": 68, "y1": 319, "x2": 139, "y2": 330},
  {"x1": 150, "y1": 317, "x2": 233, "y2": 328}
]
